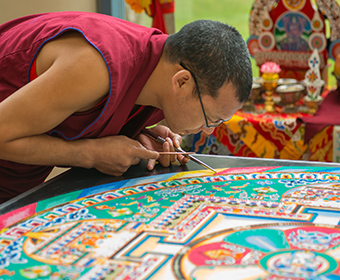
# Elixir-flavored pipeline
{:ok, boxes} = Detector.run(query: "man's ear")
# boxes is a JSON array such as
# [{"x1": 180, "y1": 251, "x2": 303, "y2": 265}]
[{"x1": 172, "y1": 70, "x2": 191, "y2": 93}]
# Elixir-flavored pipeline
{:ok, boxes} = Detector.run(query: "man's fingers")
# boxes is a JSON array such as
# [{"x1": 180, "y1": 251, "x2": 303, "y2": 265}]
[
  {"x1": 177, "y1": 154, "x2": 190, "y2": 165},
  {"x1": 165, "y1": 137, "x2": 176, "y2": 162},
  {"x1": 134, "y1": 144, "x2": 159, "y2": 160},
  {"x1": 147, "y1": 158, "x2": 156, "y2": 170},
  {"x1": 158, "y1": 141, "x2": 170, "y2": 167},
  {"x1": 165, "y1": 129, "x2": 182, "y2": 148},
  {"x1": 173, "y1": 136, "x2": 181, "y2": 149}
]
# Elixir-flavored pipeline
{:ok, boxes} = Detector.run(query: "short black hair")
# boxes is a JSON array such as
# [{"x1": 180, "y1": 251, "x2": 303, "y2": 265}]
[{"x1": 163, "y1": 20, "x2": 252, "y2": 103}]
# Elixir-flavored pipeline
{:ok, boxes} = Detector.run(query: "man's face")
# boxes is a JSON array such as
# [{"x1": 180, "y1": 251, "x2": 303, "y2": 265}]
[{"x1": 164, "y1": 82, "x2": 243, "y2": 135}]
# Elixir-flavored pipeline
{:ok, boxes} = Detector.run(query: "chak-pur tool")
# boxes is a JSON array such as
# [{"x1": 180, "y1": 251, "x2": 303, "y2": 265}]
[{"x1": 141, "y1": 128, "x2": 216, "y2": 173}]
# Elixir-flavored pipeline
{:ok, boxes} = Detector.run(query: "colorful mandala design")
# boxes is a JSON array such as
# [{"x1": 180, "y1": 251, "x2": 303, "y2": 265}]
[
  {"x1": 175, "y1": 224, "x2": 340, "y2": 279},
  {"x1": 309, "y1": 33, "x2": 327, "y2": 52},
  {"x1": 249, "y1": 0, "x2": 340, "y2": 63},
  {"x1": 259, "y1": 32, "x2": 276, "y2": 51},
  {"x1": 247, "y1": 36, "x2": 260, "y2": 57},
  {"x1": 1, "y1": 166, "x2": 340, "y2": 279}
]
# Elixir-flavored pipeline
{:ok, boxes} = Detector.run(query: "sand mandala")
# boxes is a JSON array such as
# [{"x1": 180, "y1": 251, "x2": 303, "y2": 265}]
[{"x1": 0, "y1": 165, "x2": 340, "y2": 279}]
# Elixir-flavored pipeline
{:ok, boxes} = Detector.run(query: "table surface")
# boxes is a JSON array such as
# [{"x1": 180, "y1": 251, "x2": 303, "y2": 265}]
[{"x1": 1, "y1": 154, "x2": 340, "y2": 215}]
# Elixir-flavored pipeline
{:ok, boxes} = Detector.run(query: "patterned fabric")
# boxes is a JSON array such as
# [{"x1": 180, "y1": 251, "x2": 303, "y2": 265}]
[{"x1": 185, "y1": 104, "x2": 334, "y2": 162}]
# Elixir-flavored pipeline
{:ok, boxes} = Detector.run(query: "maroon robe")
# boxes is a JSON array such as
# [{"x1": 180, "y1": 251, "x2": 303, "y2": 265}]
[{"x1": 0, "y1": 11, "x2": 167, "y2": 201}]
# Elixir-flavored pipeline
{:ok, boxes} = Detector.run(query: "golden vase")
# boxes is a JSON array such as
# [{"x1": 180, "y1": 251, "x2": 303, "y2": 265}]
[{"x1": 261, "y1": 73, "x2": 279, "y2": 113}]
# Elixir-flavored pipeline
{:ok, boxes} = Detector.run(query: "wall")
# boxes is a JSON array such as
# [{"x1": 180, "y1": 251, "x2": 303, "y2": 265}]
[{"x1": 0, "y1": 0, "x2": 97, "y2": 24}]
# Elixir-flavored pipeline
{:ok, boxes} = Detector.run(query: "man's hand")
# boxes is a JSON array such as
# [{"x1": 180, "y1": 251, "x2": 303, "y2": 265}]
[
  {"x1": 138, "y1": 125, "x2": 190, "y2": 170},
  {"x1": 88, "y1": 135, "x2": 159, "y2": 176}
]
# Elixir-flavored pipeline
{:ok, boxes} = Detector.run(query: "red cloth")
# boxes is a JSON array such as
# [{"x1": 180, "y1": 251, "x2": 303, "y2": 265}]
[
  {"x1": 152, "y1": 0, "x2": 167, "y2": 34},
  {"x1": 299, "y1": 88, "x2": 340, "y2": 142},
  {"x1": 147, "y1": 0, "x2": 175, "y2": 34},
  {"x1": 0, "y1": 12, "x2": 167, "y2": 200}
]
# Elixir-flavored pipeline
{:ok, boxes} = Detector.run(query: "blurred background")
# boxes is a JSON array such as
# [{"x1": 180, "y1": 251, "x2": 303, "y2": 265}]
[{"x1": 1, "y1": 0, "x2": 339, "y2": 85}]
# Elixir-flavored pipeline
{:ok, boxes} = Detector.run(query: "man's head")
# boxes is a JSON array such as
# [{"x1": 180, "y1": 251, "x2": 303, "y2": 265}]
[{"x1": 163, "y1": 20, "x2": 252, "y2": 104}]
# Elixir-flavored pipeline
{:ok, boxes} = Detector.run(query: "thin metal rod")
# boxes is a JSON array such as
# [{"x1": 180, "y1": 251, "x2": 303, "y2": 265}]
[{"x1": 141, "y1": 129, "x2": 216, "y2": 173}]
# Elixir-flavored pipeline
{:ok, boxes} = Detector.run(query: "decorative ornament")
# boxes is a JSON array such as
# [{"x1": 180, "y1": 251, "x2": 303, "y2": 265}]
[
  {"x1": 311, "y1": 10, "x2": 324, "y2": 32},
  {"x1": 303, "y1": 49, "x2": 325, "y2": 113},
  {"x1": 261, "y1": 62, "x2": 281, "y2": 113},
  {"x1": 309, "y1": 49, "x2": 321, "y2": 77},
  {"x1": 259, "y1": 32, "x2": 276, "y2": 51},
  {"x1": 261, "y1": 62, "x2": 282, "y2": 76},
  {"x1": 261, "y1": 7, "x2": 273, "y2": 31},
  {"x1": 305, "y1": 69, "x2": 320, "y2": 83},
  {"x1": 316, "y1": 0, "x2": 340, "y2": 42},
  {"x1": 282, "y1": 0, "x2": 306, "y2": 11},
  {"x1": 308, "y1": 33, "x2": 327, "y2": 52},
  {"x1": 249, "y1": 0, "x2": 278, "y2": 36},
  {"x1": 247, "y1": 36, "x2": 260, "y2": 57}
]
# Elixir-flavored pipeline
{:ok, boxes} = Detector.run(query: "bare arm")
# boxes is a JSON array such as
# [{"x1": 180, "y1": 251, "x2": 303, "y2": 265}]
[{"x1": 0, "y1": 32, "x2": 158, "y2": 176}]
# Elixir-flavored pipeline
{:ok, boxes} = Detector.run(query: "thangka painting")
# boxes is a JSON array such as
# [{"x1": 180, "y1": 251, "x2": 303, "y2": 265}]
[
  {"x1": 1, "y1": 166, "x2": 340, "y2": 279},
  {"x1": 247, "y1": 0, "x2": 340, "y2": 80}
]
